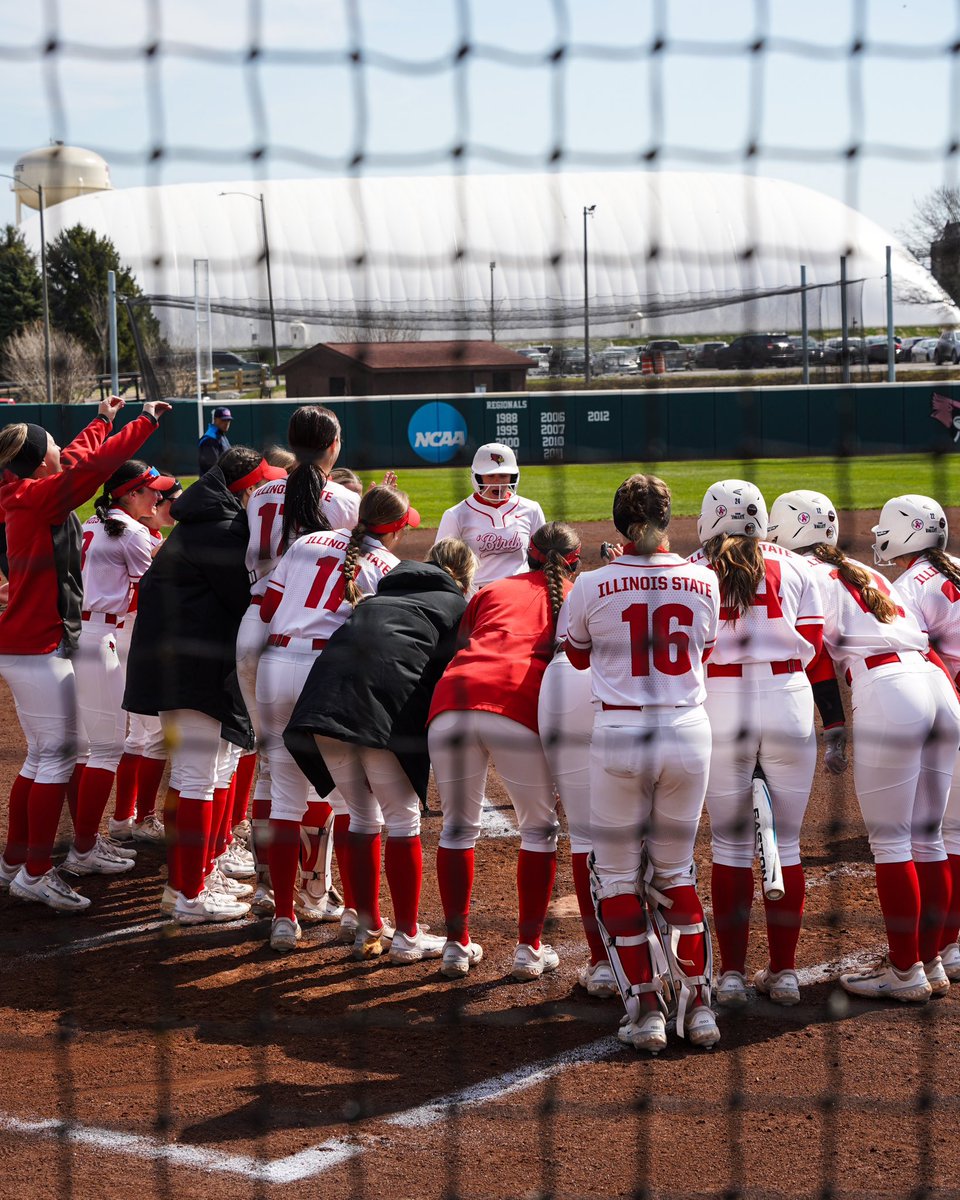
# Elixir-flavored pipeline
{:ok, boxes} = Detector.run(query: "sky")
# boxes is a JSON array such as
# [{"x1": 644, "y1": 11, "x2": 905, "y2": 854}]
[{"x1": 2, "y1": 0, "x2": 960, "y2": 243}]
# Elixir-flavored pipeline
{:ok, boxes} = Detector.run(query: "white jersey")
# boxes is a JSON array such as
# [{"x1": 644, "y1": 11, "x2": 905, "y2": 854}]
[
  {"x1": 264, "y1": 528, "x2": 398, "y2": 642},
  {"x1": 804, "y1": 552, "x2": 927, "y2": 678},
  {"x1": 893, "y1": 552, "x2": 960, "y2": 682},
  {"x1": 435, "y1": 492, "x2": 545, "y2": 587},
  {"x1": 562, "y1": 552, "x2": 720, "y2": 708},
  {"x1": 687, "y1": 541, "x2": 823, "y2": 667},
  {"x1": 245, "y1": 476, "x2": 360, "y2": 597},
  {"x1": 80, "y1": 510, "x2": 156, "y2": 617}
]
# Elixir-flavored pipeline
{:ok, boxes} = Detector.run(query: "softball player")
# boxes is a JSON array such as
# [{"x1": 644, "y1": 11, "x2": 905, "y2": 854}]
[
  {"x1": 428, "y1": 521, "x2": 580, "y2": 982},
  {"x1": 873, "y1": 494, "x2": 960, "y2": 985},
  {"x1": 257, "y1": 484, "x2": 418, "y2": 952},
  {"x1": 434, "y1": 443, "x2": 545, "y2": 588},
  {"x1": 562, "y1": 474, "x2": 721, "y2": 1055},
  {"x1": 0, "y1": 398, "x2": 169, "y2": 911},
  {"x1": 691, "y1": 480, "x2": 824, "y2": 1008},
  {"x1": 768, "y1": 488, "x2": 960, "y2": 1001}
]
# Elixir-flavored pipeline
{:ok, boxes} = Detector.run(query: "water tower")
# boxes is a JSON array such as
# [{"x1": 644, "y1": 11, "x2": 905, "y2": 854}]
[{"x1": 11, "y1": 143, "x2": 111, "y2": 221}]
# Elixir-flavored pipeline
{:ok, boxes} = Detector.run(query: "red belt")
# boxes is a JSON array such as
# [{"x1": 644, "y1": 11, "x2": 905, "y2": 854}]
[
  {"x1": 864, "y1": 652, "x2": 901, "y2": 670},
  {"x1": 267, "y1": 633, "x2": 328, "y2": 650},
  {"x1": 707, "y1": 659, "x2": 803, "y2": 678},
  {"x1": 602, "y1": 703, "x2": 645, "y2": 711},
  {"x1": 81, "y1": 610, "x2": 122, "y2": 625}
]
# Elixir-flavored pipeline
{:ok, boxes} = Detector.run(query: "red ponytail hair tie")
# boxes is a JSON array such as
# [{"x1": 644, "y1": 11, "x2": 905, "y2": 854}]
[{"x1": 529, "y1": 544, "x2": 580, "y2": 566}]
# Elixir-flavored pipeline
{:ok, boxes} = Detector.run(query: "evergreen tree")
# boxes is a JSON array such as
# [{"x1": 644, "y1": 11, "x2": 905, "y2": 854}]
[{"x1": 0, "y1": 225, "x2": 42, "y2": 347}]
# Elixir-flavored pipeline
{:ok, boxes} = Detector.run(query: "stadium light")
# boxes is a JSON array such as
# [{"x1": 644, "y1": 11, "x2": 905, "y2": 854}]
[
  {"x1": 2, "y1": 173, "x2": 52, "y2": 404},
  {"x1": 219, "y1": 191, "x2": 279, "y2": 373},
  {"x1": 583, "y1": 205, "x2": 596, "y2": 385}
]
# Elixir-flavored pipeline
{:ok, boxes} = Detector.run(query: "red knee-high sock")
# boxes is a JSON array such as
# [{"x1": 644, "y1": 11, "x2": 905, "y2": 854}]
[
  {"x1": 208, "y1": 787, "x2": 229, "y2": 871},
  {"x1": 385, "y1": 836, "x2": 422, "y2": 937},
  {"x1": 3, "y1": 773, "x2": 33, "y2": 866},
  {"x1": 348, "y1": 831, "x2": 383, "y2": 931},
  {"x1": 517, "y1": 848, "x2": 557, "y2": 949},
  {"x1": 875, "y1": 860, "x2": 921, "y2": 970},
  {"x1": 163, "y1": 788, "x2": 181, "y2": 892},
  {"x1": 916, "y1": 859, "x2": 952, "y2": 964},
  {"x1": 73, "y1": 766, "x2": 117, "y2": 854},
  {"x1": 232, "y1": 753, "x2": 257, "y2": 827},
  {"x1": 763, "y1": 862, "x2": 806, "y2": 973},
  {"x1": 571, "y1": 852, "x2": 608, "y2": 966},
  {"x1": 113, "y1": 753, "x2": 141, "y2": 822},
  {"x1": 300, "y1": 800, "x2": 334, "y2": 873},
  {"x1": 437, "y1": 845, "x2": 474, "y2": 945},
  {"x1": 26, "y1": 781, "x2": 68, "y2": 877},
  {"x1": 176, "y1": 797, "x2": 212, "y2": 901},
  {"x1": 268, "y1": 818, "x2": 302, "y2": 921},
  {"x1": 711, "y1": 863, "x2": 755, "y2": 975},
  {"x1": 663, "y1": 884, "x2": 709, "y2": 1005},
  {"x1": 601, "y1": 891, "x2": 656, "y2": 1012},
  {"x1": 252, "y1": 797, "x2": 271, "y2": 882},
  {"x1": 333, "y1": 813, "x2": 354, "y2": 909},
  {"x1": 65, "y1": 762, "x2": 85, "y2": 828},
  {"x1": 943, "y1": 854, "x2": 960, "y2": 949},
  {"x1": 136, "y1": 757, "x2": 167, "y2": 822}
]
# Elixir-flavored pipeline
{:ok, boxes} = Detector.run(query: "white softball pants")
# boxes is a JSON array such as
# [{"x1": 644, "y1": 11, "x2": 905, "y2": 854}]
[
  {"x1": 538, "y1": 653, "x2": 595, "y2": 854},
  {"x1": 590, "y1": 706, "x2": 712, "y2": 890},
  {"x1": 430, "y1": 709, "x2": 560, "y2": 852},
  {"x1": 704, "y1": 669, "x2": 816, "y2": 869},
  {"x1": 850, "y1": 656, "x2": 960, "y2": 863},
  {"x1": 73, "y1": 618, "x2": 127, "y2": 773},
  {"x1": 315, "y1": 739, "x2": 411, "y2": 837},
  {"x1": 945, "y1": 752, "x2": 960, "y2": 857},
  {"x1": 0, "y1": 648, "x2": 79, "y2": 784},
  {"x1": 237, "y1": 604, "x2": 272, "y2": 800},
  {"x1": 115, "y1": 617, "x2": 165, "y2": 759},
  {"x1": 159, "y1": 709, "x2": 233, "y2": 802}
]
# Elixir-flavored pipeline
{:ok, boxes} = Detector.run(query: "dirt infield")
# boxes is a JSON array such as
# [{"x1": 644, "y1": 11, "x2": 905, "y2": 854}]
[{"x1": 1, "y1": 515, "x2": 959, "y2": 1200}]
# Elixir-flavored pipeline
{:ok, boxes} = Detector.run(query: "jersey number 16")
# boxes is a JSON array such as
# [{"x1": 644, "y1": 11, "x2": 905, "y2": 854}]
[{"x1": 622, "y1": 602, "x2": 693, "y2": 676}]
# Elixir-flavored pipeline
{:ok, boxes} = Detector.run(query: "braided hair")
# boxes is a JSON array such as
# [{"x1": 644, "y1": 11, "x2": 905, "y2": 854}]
[
  {"x1": 612, "y1": 473, "x2": 672, "y2": 552},
  {"x1": 812, "y1": 543, "x2": 897, "y2": 623},
  {"x1": 94, "y1": 459, "x2": 154, "y2": 538},
  {"x1": 341, "y1": 485, "x2": 411, "y2": 607},
  {"x1": 527, "y1": 522, "x2": 581, "y2": 626},
  {"x1": 923, "y1": 548, "x2": 960, "y2": 592}
]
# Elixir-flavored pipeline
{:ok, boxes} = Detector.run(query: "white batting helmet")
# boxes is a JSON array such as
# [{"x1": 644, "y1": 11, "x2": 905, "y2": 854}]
[
  {"x1": 768, "y1": 489, "x2": 838, "y2": 551},
  {"x1": 472, "y1": 443, "x2": 519, "y2": 500},
  {"x1": 697, "y1": 479, "x2": 768, "y2": 544},
  {"x1": 872, "y1": 494, "x2": 948, "y2": 566}
]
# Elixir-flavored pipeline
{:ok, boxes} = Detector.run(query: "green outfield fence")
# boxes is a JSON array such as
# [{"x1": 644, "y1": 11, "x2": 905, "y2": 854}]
[{"x1": 5, "y1": 379, "x2": 960, "y2": 478}]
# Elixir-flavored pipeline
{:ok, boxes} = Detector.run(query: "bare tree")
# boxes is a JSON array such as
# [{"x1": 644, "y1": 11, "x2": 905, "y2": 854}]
[
  {"x1": 899, "y1": 185, "x2": 960, "y2": 267},
  {"x1": 3, "y1": 321, "x2": 96, "y2": 404},
  {"x1": 333, "y1": 309, "x2": 423, "y2": 342}
]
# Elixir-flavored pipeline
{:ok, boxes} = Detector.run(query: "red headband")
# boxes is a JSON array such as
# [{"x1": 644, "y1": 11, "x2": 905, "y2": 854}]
[
  {"x1": 366, "y1": 504, "x2": 422, "y2": 535},
  {"x1": 112, "y1": 466, "x2": 176, "y2": 500},
  {"x1": 227, "y1": 459, "x2": 286, "y2": 494},
  {"x1": 528, "y1": 544, "x2": 580, "y2": 566}
]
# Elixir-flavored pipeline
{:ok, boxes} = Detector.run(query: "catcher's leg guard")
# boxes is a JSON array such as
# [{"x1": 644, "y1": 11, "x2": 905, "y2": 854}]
[
  {"x1": 588, "y1": 853, "x2": 668, "y2": 1025},
  {"x1": 645, "y1": 864, "x2": 714, "y2": 1040},
  {"x1": 297, "y1": 803, "x2": 343, "y2": 920}
]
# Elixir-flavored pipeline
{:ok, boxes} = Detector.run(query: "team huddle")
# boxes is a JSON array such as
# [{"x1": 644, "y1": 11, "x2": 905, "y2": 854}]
[{"x1": 1, "y1": 397, "x2": 959, "y2": 1056}]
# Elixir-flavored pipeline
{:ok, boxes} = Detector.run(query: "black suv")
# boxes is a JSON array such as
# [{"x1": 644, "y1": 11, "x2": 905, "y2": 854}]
[
  {"x1": 934, "y1": 330, "x2": 960, "y2": 365},
  {"x1": 213, "y1": 350, "x2": 266, "y2": 373},
  {"x1": 715, "y1": 334, "x2": 797, "y2": 369}
]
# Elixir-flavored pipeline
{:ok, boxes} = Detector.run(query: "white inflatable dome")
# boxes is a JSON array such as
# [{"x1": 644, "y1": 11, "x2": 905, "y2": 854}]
[{"x1": 19, "y1": 170, "x2": 957, "y2": 346}]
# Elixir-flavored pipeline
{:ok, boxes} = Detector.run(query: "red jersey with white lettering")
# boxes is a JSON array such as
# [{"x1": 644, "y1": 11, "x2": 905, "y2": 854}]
[
  {"x1": 686, "y1": 542, "x2": 823, "y2": 667},
  {"x1": 435, "y1": 492, "x2": 545, "y2": 587},
  {"x1": 245, "y1": 477, "x2": 360, "y2": 597},
  {"x1": 803, "y1": 553, "x2": 927, "y2": 676},
  {"x1": 80, "y1": 509, "x2": 156, "y2": 617},
  {"x1": 261, "y1": 529, "x2": 398, "y2": 642},
  {"x1": 892, "y1": 553, "x2": 960, "y2": 681},
  {"x1": 562, "y1": 552, "x2": 720, "y2": 708}
]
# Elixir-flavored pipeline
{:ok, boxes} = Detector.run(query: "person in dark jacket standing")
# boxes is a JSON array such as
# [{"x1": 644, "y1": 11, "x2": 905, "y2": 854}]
[
  {"x1": 284, "y1": 539, "x2": 476, "y2": 963},
  {"x1": 124, "y1": 446, "x2": 285, "y2": 925},
  {"x1": 198, "y1": 407, "x2": 233, "y2": 474}
]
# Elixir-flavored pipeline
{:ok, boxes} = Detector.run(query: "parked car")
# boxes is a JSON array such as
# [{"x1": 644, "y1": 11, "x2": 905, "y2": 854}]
[
  {"x1": 910, "y1": 337, "x2": 940, "y2": 363},
  {"x1": 899, "y1": 335, "x2": 928, "y2": 362},
  {"x1": 934, "y1": 330, "x2": 960, "y2": 365},
  {"x1": 693, "y1": 341, "x2": 728, "y2": 368},
  {"x1": 213, "y1": 350, "x2": 266, "y2": 373},
  {"x1": 865, "y1": 335, "x2": 902, "y2": 363},
  {"x1": 642, "y1": 340, "x2": 688, "y2": 371},
  {"x1": 715, "y1": 334, "x2": 797, "y2": 370},
  {"x1": 787, "y1": 336, "x2": 824, "y2": 364},
  {"x1": 822, "y1": 337, "x2": 867, "y2": 366},
  {"x1": 595, "y1": 346, "x2": 639, "y2": 374}
]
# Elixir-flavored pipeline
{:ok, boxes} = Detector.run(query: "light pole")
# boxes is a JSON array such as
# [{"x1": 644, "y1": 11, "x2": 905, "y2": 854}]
[
  {"x1": 489, "y1": 261, "x2": 496, "y2": 342},
  {"x1": 219, "y1": 191, "x2": 279, "y2": 373},
  {"x1": 3, "y1": 173, "x2": 52, "y2": 404},
  {"x1": 583, "y1": 205, "x2": 596, "y2": 385}
]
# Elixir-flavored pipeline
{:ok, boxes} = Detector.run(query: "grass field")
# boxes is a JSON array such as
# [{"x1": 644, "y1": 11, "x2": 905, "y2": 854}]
[{"x1": 76, "y1": 453, "x2": 959, "y2": 527}]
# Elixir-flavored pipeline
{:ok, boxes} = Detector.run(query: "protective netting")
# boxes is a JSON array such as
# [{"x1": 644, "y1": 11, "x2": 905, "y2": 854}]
[{"x1": 2, "y1": 5, "x2": 960, "y2": 1200}]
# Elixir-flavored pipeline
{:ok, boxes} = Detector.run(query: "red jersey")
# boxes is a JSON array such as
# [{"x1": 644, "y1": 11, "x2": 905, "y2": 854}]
[
  {"x1": 0, "y1": 414, "x2": 159, "y2": 655},
  {"x1": 429, "y1": 571, "x2": 571, "y2": 733}
]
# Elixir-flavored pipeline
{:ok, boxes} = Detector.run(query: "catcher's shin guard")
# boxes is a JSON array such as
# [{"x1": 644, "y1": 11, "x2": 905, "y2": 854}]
[
  {"x1": 644, "y1": 862, "x2": 714, "y2": 1040},
  {"x1": 588, "y1": 853, "x2": 668, "y2": 1024},
  {"x1": 300, "y1": 804, "x2": 335, "y2": 891}
]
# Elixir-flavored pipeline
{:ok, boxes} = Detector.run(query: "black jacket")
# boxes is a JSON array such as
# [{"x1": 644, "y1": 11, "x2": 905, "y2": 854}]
[
  {"x1": 284, "y1": 560, "x2": 467, "y2": 801},
  {"x1": 123, "y1": 466, "x2": 253, "y2": 745},
  {"x1": 198, "y1": 427, "x2": 231, "y2": 474}
]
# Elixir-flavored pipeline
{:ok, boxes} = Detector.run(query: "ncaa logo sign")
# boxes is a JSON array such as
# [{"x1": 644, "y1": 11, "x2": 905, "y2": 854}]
[{"x1": 407, "y1": 401, "x2": 468, "y2": 464}]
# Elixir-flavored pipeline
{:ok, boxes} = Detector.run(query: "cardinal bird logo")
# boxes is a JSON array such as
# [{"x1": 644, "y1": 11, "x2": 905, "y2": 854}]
[
  {"x1": 490, "y1": 452, "x2": 506, "y2": 466},
  {"x1": 930, "y1": 392, "x2": 960, "y2": 444}
]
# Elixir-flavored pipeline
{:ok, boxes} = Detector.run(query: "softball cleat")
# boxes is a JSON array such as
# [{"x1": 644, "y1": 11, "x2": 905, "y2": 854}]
[
  {"x1": 270, "y1": 916, "x2": 302, "y2": 953},
  {"x1": 840, "y1": 957, "x2": 932, "y2": 1002},
  {"x1": 753, "y1": 966, "x2": 801, "y2": 1006},
  {"x1": 684, "y1": 1005, "x2": 721, "y2": 1049},
  {"x1": 440, "y1": 939, "x2": 484, "y2": 978},
  {"x1": 160, "y1": 884, "x2": 180, "y2": 916},
  {"x1": 99, "y1": 833, "x2": 137, "y2": 861},
  {"x1": 218, "y1": 843, "x2": 255, "y2": 878},
  {"x1": 352, "y1": 924, "x2": 389, "y2": 960},
  {"x1": 578, "y1": 960, "x2": 618, "y2": 998},
  {"x1": 939, "y1": 942, "x2": 960, "y2": 982},
  {"x1": 389, "y1": 926, "x2": 445, "y2": 965},
  {"x1": 250, "y1": 884, "x2": 276, "y2": 916},
  {"x1": 206, "y1": 866, "x2": 254, "y2": 898},
  {"x1": 337, "y1": 908, "x2": 359, "y2": 944},
  {"x1": 133, "y1": 814, "x2": 165, "y2": 844},
  {"x1": 63, "y1": 839, "x2": 135, "y2": 876},
  {"x1": 295, "y1": 879, "x2": 344, "y2": 922},
  {"x1": 10, "y1": 866, "x2": 91, "y2": 912},
  {"x1": 173, "y1": 889, "x2": 250, "y2": 925},
  {"x1": 715, "y1": 970, "x2": 749, "y2": 1007},
  {"x1": 0, "y1": 857, "x2": 21, "y2": 891},
  {"x1": 107, "y1": 816, "x2": 135, "y2": 841},
  {"x1": 618, "y1": 1010, "x2": 668, "y2": 1055},
  {"x1": 923, "y1": 956, "x2": 951, "y2": 997},
  {"x1": 511, "y1": 942, "x2": 560, "y2": 981}
]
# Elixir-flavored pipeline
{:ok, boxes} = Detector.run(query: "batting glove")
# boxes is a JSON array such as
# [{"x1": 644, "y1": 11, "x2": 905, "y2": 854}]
[{"x1": 823, "y1": 727, "x2": 848, "y2": 776}]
